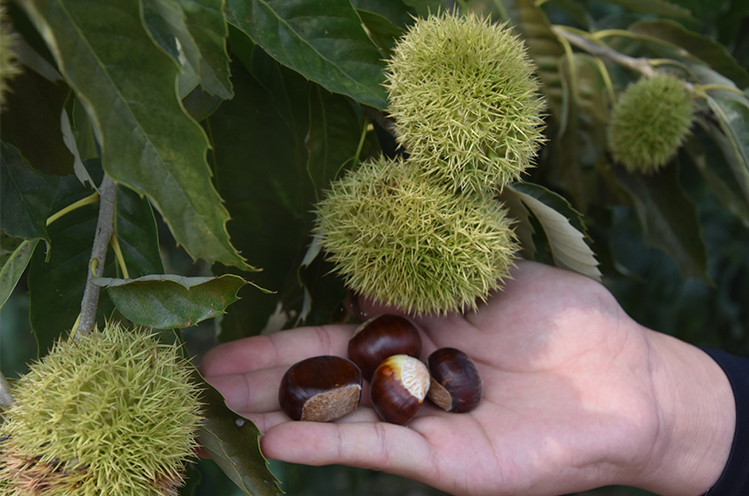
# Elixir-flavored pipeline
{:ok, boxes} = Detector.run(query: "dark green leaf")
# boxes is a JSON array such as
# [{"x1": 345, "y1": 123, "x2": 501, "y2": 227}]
[
  {"x1": 630, "y1": 20, "x2": 749, "y2": 89},
  {"x1": 0, "y1": 239, "x2": 38, "y2": 312},
  {"x1": 0, "y1": 70, "x2": 73, "y2": 176},
  {"x1": 685, "y1": 127, "x2": 749, "y2": 224},
  {"x1": 225, "y1": 0, "x2": 388, "y2": 109},
  {"x1": 306, "y1": 86, "x2": 379, "y2": 198},
  {"x1": 27, "y1": 174, "x2": 115, "y2": 355},
  {"x1": 0, "y1": 142, "x2": 59, "y2": 243},
  {"x1": 115, "y1": 185, "x2": 165, "y2": 278},
  {"x1": 21, "y1": 0, "x2": 253, "y2": 271},
  {"x1": 92, "y1": 274, "x2": 245, "y2": 329},
  {"x1": 197, "y1": 374, "x2": 281, "y2": 496},
  {"x1": 351, "y1": 0, "x2": 415, "y2": 29},
  {"x1": 506, "y1": 0, "x2": 567, "y2": 126},
  {"x1": 615, "y1": 163, "x2": 710, "y2": 281},
  {"x1": 146, "y1": 0, "x2": 233, "y2": 99},
  {"x1": 690, "y1": 65, "x2": 749, "y2": 206},
  {"x1": 178, "y1": 0, "x2": 233, "y2": 98},
  {"x1": 209, "y1": 57, "x2": 313, "y2": 340},
  {"x1": 498, "y1": 186, "x2": 536, "y2": 260},
  {"x1": 357, "y1": 9, "x2": 404, "y2": 58},
  {"x1": 507, "y1": 183, "x2": 601, "y2": 280},
  {"x1": 606, "y1": 0, "x2": 694, "y2": 19}
]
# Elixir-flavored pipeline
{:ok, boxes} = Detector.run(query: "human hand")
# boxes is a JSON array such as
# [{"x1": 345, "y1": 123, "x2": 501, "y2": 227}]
[{"x1": 201, "y1": 261, "x2": 734, "y2": 496}]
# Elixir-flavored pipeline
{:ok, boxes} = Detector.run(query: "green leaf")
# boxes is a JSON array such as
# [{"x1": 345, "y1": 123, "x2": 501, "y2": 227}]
[
  {"x1": 91, "y1": 274, "x2": 245, "y2": 329},
  {"x1": 606, "y1": 0, "x2": 694, "y2": 19},
  {"x1": 691, "y1": 65, "x2": 749, "y2": 206},
  {"x1": 498, "y1": 186, "x2": 536, "y2": 260},
  {"x1": 615, "y1": 164, "x2": 710, "y2": 281},
  {"x1": 351, "y1": 0, "x2": 415, "y2": 29},
  {"x1": 0, "y1": 239, "x2": 39, "y2": 312},
  {"x1": 0, "y1": 142, "x2": 59, "y2": 243},
  {"x1": 115, "y1": 185, "x2": 165, "y2": 278},
  {"x1": 21, "y1": 0, "x2": 253, "y2": 271},
  {"x1": 306, "y1": 86, "x2": 379, "y2": 198},
  {"x1": 179, "y1": 0, "x2": 233, "y2": 98},
  {"x1": 507, "y1": 183, "x2": 602, "y2": 281},
  {"x1": 630, "y1": 20, "x2": 749, "y2": 89},
  {"x1": 506, "y1": 0, "x2": 567, "y2": 126},
  {"x1": 146, "y1": 0, "x2": 233, "y2": 99},
  {"x1": 27, "y1": 174, "x2": 115, "y2": 355},
  {"x1": 357, "y1": 9, "x2": 404, "y2": 58},
  {"x1": 225, "y1": 0, "x2": 388, "y2": 109},
  {"x1": 197, "y1": 374, "x2": 281, "y2": 496},
  {"x1": 685, "y1": 127, "x2": 749, "y2": 225},
  {"x1": 0, "y1": 70, "x2": 73, "y2": 176}
]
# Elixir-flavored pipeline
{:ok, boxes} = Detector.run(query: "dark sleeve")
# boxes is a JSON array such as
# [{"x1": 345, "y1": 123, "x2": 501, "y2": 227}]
[{"x1": 702, "y1": 348, "x2": 749, "y2": 496}]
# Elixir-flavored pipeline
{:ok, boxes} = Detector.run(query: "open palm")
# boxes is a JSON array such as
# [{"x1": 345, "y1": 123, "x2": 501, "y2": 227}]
[{"x1": 201, "y1": 261, "x2": 726, "y2": 496}]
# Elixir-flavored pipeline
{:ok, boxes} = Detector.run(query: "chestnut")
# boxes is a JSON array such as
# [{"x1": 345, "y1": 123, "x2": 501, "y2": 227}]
[
  {"x1": 370, "y1": 354, "x2": 430, "y2": 425},
  {"x1": 348, "y1": 314, "x2": 422, "y2": 381},
  {"x1": 426, "y1": 348, "x2": 482, "y2": 413},
  {"x1": 278, "y1": 355, "x2": 362, "y2": 422}
]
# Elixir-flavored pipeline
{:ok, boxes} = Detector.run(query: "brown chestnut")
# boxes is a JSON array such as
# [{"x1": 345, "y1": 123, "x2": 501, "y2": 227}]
[
  {"x1": 370, "y1": 354, "x2": 430, "y2": 425},
  {"x1": 278, "y1": 356, "x2": 362, "y2": 422},
  {"x1": 426, "y1": 348, "x2": 482, "y2": 413},
  {"x1": 348, "y1": 314, "x2": 422, "y2": 381}
]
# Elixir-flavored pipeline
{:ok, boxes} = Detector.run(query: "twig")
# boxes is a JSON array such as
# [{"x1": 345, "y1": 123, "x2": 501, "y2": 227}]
[
  {"x1": 74, "y1": 174, "x2": 117, "y2": 337},
  {"x1": 552, "y1": 26, "x2": 656, "y2": 78}
]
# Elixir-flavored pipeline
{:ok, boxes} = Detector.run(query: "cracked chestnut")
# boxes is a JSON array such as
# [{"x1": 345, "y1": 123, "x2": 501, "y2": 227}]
[
  {"x1": 348, "y1": 314, "x2": 422, "y2": 381},
  {"x1": 426, "y1": 348, "x2": 482, "y2": 413},
  {"x1": 278, "y1": 356, "x2": 362, "y2": 422},
  {"x1": 370, "y1": 354, "x2": 430, "y2": 425}
]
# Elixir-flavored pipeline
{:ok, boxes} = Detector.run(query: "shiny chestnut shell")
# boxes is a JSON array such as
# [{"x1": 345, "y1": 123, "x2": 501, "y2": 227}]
[
  {"x1": 370, "y1": 354, "x2": 430, "y2": 425},
  {"x1": 278, "y1": 356, "x2": 362, "y2": 422},
  {"x1": 348, "y1": 314, "x2": 422, "y2": 381},
  {"x1": 426, "y1": 348, "x2": 482, "y2": 413}
]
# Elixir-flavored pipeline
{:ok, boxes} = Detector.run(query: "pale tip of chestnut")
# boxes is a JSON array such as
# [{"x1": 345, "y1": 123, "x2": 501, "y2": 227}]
[
  {"x1": 426, "y1": 348, "x2": 482, "y2": 413},
  {"x1": 278, "y1": 355, "x2": 362, "y2": 422}
]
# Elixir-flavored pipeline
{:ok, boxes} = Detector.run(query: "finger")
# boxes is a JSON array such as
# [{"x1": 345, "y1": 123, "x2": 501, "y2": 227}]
[
  {"x1": 200, "y1": 324, "x2": 356, "y2": 377},
  {"x1": 205, "y1": 366, "x2": 288, "y2": 413},
  {"x1": 260, "y1": 418, "x2": 438, "y2": 482}
]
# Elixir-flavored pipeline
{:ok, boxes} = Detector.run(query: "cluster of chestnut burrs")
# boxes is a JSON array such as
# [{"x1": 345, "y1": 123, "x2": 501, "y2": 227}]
[{"x1": 278, "y1": 314, "x2": 482, "y2": 425}]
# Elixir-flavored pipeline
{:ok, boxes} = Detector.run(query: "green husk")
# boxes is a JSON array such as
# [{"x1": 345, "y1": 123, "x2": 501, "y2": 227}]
[
  {"x1": 0, "y1": 323, "x2": 203, "y2": 495},
  {"x1": 385, "y1": 12, "x2": 546, "y2": 194},
  {"x1": 315, "y1": 156, "x2": 518, "y2": 315},
  {"x1": 607, "y1": 74, "x2": 694, "y2": 174}
]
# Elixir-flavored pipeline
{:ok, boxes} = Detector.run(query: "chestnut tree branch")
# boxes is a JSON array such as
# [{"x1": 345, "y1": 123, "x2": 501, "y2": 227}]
[
  {"x1": 74, "y1": 174, "x2": 117, "y2": 338},
  {"x1": 551, "y1": 26, "x2": 656, "y2": 78}
]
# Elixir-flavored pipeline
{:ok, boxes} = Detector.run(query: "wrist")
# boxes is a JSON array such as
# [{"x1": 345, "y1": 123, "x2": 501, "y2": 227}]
[{"x1": 638, "y1": 331, "x2": 735, "y2": 496}]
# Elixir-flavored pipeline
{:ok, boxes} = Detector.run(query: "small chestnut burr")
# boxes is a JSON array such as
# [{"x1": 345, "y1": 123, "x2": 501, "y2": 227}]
[
  {"x1": 370, "y1": 354, "x2": 430, "y2": 425},
  {"x1": 348, "y1": 314, "x2": 422, "y2": 381},
  {"x1": 278, "y1": 356, "x2": 362, "y2": 422},
  {"x1": 426, "y1": 348, "x2": 482, "y2": 413}
]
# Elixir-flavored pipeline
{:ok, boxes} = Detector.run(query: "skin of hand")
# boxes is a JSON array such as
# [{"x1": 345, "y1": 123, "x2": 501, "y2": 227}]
[{"x1": 200, "y1": 261, "x2": 735, "y2": 496}]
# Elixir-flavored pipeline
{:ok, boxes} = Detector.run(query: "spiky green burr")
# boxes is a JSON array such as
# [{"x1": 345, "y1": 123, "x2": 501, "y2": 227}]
[
  {"x1": 0, "y1": 323, "x2": 203, "y2": 496},
  {"x1": 607, "y1": 74, "x2": 694, "y2": 174},
  {"x1": 315, "y1": 156, "x2": 518, "y2": 315},
  {"x1": 0, "y1": 4, "x2": 22, "y2": 106},
  {"x1": 385, "y1": 12, "x2": 546, "y2": 194}
]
